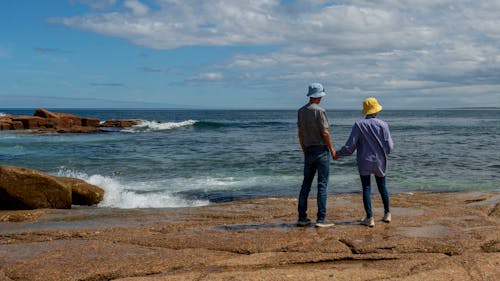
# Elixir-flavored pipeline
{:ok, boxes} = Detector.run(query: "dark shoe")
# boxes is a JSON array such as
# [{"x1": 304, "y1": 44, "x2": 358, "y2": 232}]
[
  {"x1": 315, "y1": 219, "x2": 335, "y2": 228},
  {"x1": 296, "y1": 218, "x2": 312, "y2": 227}
]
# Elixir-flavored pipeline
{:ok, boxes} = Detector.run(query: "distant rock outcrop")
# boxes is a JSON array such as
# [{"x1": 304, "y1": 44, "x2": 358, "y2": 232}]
[
  {"x1": 0, "y1": 166, "x2": 105, "y2": 210},
  {"x1": 0, "y1": 108, "x2": 140, "y2": 133},
  {"x1": 100, "y1": 120, "x2": 140, "y2": 128}
]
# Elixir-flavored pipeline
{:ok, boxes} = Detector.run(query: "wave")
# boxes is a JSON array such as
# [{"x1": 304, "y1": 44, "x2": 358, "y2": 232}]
[
  {"x1": 55, "y1": 169, "x2": 209, "y2": 209},
  {"x1": 0, "y1": 112, "x2": 6, "y2": 117},
  {"x1": 122, "y1": 119, "x2": 198, "y2": 132}
]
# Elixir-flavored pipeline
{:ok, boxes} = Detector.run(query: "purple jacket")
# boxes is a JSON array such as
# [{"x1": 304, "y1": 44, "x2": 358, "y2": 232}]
[{"x1": 338, "y1": 117, "x2": 394, "y2": 176}]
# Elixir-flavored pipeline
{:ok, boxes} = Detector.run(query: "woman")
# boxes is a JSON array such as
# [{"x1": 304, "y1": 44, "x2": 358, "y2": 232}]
[{"x1": 337, "y1": 97, "x2": 394, "y2": 227}]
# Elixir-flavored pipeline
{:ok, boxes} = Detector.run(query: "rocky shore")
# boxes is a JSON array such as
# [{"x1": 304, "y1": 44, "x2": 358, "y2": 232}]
[
  {"x1": 0, "y1": 108, "x2": 140, "y2": 133},
  {"x1": 0, "y1": 190, "x2": 498, "y2": 280}
]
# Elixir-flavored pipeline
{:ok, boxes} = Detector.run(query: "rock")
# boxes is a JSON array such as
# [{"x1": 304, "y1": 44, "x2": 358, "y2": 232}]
[
  {"x1": 34, "y1": 108, "x2": 58, "y2": 119},
  {"x1": 0, "y1": 166, "x2": 71, "y2": 210},
  {"x1": 56, "y1": 177, "x2": 104, "y2": 206},
  {"x1": 82, "y1": 118, "x2": 100, "y2": 127},
  {"x1": 10, "y1": 116, "x2": 47, "y2": 129},
  {"x1": 100, "y1": 120, "x2": 140, "y2": 128},
  {"x1": 0, "y1": 109, "x2": 141, "y2": 133},
  {"x1": 0, "y1": 191, "x2": 499, "y2": 280}
]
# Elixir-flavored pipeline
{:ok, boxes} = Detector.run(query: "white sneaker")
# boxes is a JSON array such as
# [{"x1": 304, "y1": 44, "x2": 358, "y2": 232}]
[
  {"x1": 382, "y1": 213, "x2": 391, "y2": 223},
  {"x1": 315, "y1": 219, "x2": 335, "y2": 228},
  {"x1": 360, "y1": 217, "x2": 375, "y2": 227}
]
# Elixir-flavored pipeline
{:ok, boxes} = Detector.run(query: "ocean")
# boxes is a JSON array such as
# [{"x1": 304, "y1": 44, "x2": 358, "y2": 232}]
[{"x1": 1, "y1": 109, "x2": 499, "y2": 208}]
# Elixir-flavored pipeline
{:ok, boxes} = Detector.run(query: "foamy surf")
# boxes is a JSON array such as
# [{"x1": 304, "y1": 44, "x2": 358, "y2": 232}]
[
  {"x1": 55, "y1": 169, "x2": 209, "y2": 208},
  {"x1": 122, "y1": 119, "x2": 198, "y2": 132}
]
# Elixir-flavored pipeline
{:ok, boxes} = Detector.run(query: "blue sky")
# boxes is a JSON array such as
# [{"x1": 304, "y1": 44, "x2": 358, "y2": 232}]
[{"x1": 1, "y1": 0, "x2": 500, "y2": 109}]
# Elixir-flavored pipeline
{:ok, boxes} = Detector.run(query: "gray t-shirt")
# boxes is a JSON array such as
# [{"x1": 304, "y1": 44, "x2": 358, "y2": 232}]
[{"x1": 297, "y1": 103, "x2": 330, "y2": 147}]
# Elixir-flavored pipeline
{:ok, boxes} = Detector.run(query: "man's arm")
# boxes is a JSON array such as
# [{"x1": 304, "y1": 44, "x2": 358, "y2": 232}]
[
  {"x1": 298, "y1": 127, "x2": 306, "y2": 152},
  {"x1": 321, "y1": 128, "x2": 337, "y2": 159}
]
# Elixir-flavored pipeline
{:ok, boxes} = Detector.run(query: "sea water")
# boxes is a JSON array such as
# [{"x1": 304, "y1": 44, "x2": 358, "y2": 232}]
[{"x1": 0, "y1": 109, "x2": 498, "y2": 208}]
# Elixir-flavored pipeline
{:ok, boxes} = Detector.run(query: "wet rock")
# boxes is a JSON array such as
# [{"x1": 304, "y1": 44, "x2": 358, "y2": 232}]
[
  {"x1": 0, "y1": 166, "x2": 71, "y2": 210},
  {"x1": 100, "y1": 120, "x2": 140, "y2": 128},
  {"x1": 56, "y1": 177, "x2": 104, "y2": 206},
  {"x1": 0, "y1": 166, "x2": 105, "y2": 210}
]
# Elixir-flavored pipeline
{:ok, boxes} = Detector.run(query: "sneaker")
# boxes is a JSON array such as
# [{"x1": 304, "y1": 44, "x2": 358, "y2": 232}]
[
  {"x1": 296, "y1": 218, "x2": 312, "y2": 227},
  {"x1": 360, "y1": 217, "x2": 375, "y2": 227},
  {"x1": 382, "y1": 213, "x2": 391, "y2": 223},
  {"x1": 315, "y1": 219, "x2": 335, "y2": 228}
]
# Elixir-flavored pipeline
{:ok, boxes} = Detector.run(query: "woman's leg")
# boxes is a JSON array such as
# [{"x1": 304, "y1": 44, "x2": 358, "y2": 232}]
[
  {"x1": 360, "y1": 175, "x2": 372, "y2": 218},
  {"x1": 375, "y1": 176, "x2": 390, "y2": 215}
]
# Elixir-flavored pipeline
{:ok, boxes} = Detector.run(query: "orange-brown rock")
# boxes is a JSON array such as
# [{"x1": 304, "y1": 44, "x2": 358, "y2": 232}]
[
  {"x1": 82, "y1": 117, "x2": 100, "y2": 127},
  {"x1": 0, "y1": 166, "x2": 71, "y2": 210},
  {"x1": 100, "y1": 120, "x2": 140, "y2": 128},
  {"x1": 11, "y1": 116, "x2": 47, "y2": 129},
  {"x1": 34, "y1": 108, "x2": 59, "y2": 119},
  {"x1": 56, "y1": 177, "x2": 104, "y2": 206},
  {"x1": 1, "y1": 109, "x2": 143, "y2": 133},
  {"x1": 0, "y1": 191, "x2": 498, "y2": 280}
]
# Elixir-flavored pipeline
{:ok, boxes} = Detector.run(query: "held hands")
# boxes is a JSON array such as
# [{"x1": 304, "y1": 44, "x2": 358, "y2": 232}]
[{"x1": 332, "y1": 151, "x2": 340, "y2": 160}]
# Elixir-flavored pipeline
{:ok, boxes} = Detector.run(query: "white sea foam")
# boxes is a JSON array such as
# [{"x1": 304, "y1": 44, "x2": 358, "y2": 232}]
[
  {"x1": 0, "y1": 112, "x2": 6, "y2": 117},
  {"x1": 123, "y1": 119, "x2": 197, "y2": 132},
  {"x1": 55, "y1": 169, "x2": 209, "y2": 209}
]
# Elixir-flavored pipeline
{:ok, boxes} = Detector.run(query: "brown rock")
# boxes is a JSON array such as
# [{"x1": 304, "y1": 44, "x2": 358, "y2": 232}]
[
  {"x1": 11, "y1": 116, "x2": 46, "y2": 130},
  {"x1": 82, "y1": 118, "x2": 100, "y2": 127},
  {"x1": 34, "y1": 108, "x2": 58, "y2": 119},
  {"x1": 100, "y1": 120, "x2": 140, "y2": 128},
  {"x1": 0, "y1": 166, "x2": 71, "y2": 210},
  {"x1": 56, "y1": 177, "x2": 104, "y2": 206},
  {"x1": 11, "y1": 121, "x2": 24, "y2": 130},
  {"x1": 0, "y1": 121, "x2": 12, "y2": 130}
]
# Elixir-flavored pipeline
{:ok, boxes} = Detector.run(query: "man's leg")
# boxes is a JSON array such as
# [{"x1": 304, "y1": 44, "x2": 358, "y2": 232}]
[
  {"x1": 298, "y1": 154, "x2": 316, "y2": 221},
  {"x1": 316, "y1": 150, "x2": 330, "y2": 221}
]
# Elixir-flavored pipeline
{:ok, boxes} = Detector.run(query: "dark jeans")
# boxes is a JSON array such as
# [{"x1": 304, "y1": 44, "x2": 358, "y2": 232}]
[
  {"x1": 298, "y1": 146, "x2": 330, "y2": 221},
  {"x1": 360, "y1": 175, "x2": 390, "y2": 218}
]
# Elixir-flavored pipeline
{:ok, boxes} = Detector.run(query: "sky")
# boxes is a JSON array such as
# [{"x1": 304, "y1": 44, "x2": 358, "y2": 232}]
[{"x1": 1, "y1": 0, "x2": 500, "y2": 109}]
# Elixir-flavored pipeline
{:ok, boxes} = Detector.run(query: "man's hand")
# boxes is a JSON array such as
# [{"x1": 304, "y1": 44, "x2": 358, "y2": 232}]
[{"x1": 332, "y1": 151, "x2": 339, "y2": 160}]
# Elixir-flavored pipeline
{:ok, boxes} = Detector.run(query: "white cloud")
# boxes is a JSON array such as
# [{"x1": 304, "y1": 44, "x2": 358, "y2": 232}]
[
  {"x1": 52, "y1": 0, "x2": 500, "y2": 107},
  {"x1": 124, "y1": 0, "x2": 149, "y2": 16},
  {"x1": 187, "y1": 72, "x2": 224, "y2": 83}
]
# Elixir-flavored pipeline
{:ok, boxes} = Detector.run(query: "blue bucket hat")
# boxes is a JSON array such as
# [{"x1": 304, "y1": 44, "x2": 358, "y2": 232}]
[{"x1": 306, "y1": 83, "x2": 326, "y2": 98}]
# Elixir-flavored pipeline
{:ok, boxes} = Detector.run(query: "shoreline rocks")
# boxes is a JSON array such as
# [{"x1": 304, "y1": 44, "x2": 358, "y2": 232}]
[
  {"x1": 0, "y1": 166, "x2": 104, "y2": 210},
  {"x1": 0, "y1": 191, "x2": 498, "y2": 280},
  {"x1": 0, "y1": 108, "x2": 140, "y2": 133}
]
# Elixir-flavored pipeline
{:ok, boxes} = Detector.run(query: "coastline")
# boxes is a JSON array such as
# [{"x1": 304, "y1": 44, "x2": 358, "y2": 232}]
[{"x1": 1, "y1": 191, "x2": 499, "y2": 280}]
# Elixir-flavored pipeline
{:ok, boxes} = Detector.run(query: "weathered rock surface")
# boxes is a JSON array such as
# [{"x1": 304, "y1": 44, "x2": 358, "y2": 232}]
[
  {"x1": 0, "y1": 166, "x2": 104, "y2": 210},
  {"x1": 0, "y1": 166, "x2": 71, "y2": 210},
  {"x1": 100, "y1": 120, "x2": 140, "y2": 128},
  {"x1": 56, "y1": 177, "x2": 104, "y2": 206},
  {"x1": 0, "y1": 108, "x2": 140, "y2": 133},
  {"x1": 0, "y1": 191, "x2": 498, "y2": 280}
]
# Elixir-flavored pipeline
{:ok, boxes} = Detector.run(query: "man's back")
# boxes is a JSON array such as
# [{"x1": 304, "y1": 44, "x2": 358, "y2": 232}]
[{"x1": 297, "y1": 103, "x2": 329, "y2": 147}]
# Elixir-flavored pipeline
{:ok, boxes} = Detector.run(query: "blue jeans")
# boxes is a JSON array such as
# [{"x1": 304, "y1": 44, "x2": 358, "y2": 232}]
[
  {"x1": 298, "y1": 146, "x2": 330, "y2": 221},
  {"x1": 360, "y1": 175, "x2": 390, "y2": 218}
]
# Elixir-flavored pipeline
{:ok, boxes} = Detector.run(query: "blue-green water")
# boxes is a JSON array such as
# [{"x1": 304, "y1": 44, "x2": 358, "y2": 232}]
[{"x1": 1, "y1": 109, "x2": 498, "y2": 208}]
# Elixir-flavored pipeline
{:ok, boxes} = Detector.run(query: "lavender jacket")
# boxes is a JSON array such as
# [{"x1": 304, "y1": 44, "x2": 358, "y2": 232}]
[{"x1": 337, "y1": 117, "x2": 394, "y2": 177}]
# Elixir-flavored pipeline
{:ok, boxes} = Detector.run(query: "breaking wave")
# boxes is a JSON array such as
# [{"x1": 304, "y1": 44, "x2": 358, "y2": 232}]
[{"x1": 55, "y1": 169, "x2": 209, "y2": 209}]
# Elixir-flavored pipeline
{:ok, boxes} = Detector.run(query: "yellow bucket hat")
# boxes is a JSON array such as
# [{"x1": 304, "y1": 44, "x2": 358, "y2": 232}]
[{"x1": 362, "y1": 97, "x2": 383, "y2": 115}]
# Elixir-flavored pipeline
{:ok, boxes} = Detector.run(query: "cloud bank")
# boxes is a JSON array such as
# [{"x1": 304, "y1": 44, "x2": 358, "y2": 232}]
[{"x1": 52, "y1": 0, "x2": 500, "y2": 107}]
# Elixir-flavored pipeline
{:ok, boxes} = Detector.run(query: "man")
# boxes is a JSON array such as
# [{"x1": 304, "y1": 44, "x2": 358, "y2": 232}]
[
  {"x1": 297, "y1": 83, "x2": 337, "y2": 228},
  {"x1": 337, "y1": 97, "x2": 394, "y2": 227}
]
